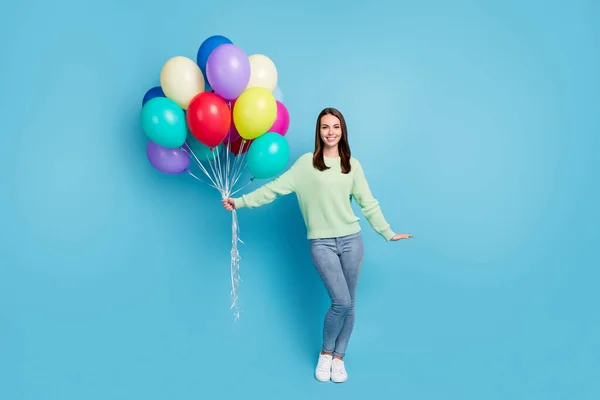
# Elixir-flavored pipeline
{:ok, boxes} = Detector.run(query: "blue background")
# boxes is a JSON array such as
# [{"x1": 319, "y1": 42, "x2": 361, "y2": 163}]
[{"x1": 1, "y1": 0, "x2": 599, "y2": 399}]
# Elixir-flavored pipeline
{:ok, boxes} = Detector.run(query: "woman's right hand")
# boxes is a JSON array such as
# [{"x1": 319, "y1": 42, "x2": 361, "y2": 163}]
[{"x1": 222, "y1": 198, "x2": 235, "y2": 211}]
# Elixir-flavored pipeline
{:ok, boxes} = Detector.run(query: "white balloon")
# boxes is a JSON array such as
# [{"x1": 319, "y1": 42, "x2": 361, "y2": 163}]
[
  {"x1": 246, "y1": 54, "x2": 278, "y2": 91},
  {"x1": 160, "y1": 56, "x2": 205, "y2": 110}
]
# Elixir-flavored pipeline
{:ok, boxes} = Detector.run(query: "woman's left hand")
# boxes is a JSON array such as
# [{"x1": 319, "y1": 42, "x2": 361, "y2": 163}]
[{"x1": 391, "y1": 233, "x2": 413, "y2": 241}]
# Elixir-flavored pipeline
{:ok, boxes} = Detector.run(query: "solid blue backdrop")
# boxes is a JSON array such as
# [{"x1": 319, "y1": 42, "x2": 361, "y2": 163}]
[{"x1": 1, "y1": 1, "x2": 599, "y2": 399}]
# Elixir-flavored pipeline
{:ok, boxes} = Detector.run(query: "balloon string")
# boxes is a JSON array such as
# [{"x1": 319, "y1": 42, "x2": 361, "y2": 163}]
[
  {"x1": 224, "y1": 100, "x2": 232, "y2": 195},
  {"x1": 224, "y1": 139, "x2": 232, "y2": 194},
  {"x1": 207, "y1": 150, "x2": 224, "y2": 193},
  {"x1": 227, "y1": 140, "x2": 248, "y2": 192},
  {"x1": 229, "y1": 140, "x2": 244, "y2": 183},
  {"x1": 230, "y1": 178, "x2": 254, "y2": 197},
  {"x1": 217, "y1": 144, "x2": 227, "y2": 193},
  {"x1": 182, "y1": 145, "x2": 220, "y2": 189},
  {"x1": 186, "y1": 169, "x2": 218, "y2": 189},
  {"x1": 213, "y1": 145, "x2": 224, "y2": 191},
  {"x1": 230, "y1": 209, "x2": 242, "y2": 321},
  {"x1": 183, "y1": 137, "x2": 254, "y2": 321},
  {"x1": 234, "y1": 159, "x2": 248, "y2": 187}
]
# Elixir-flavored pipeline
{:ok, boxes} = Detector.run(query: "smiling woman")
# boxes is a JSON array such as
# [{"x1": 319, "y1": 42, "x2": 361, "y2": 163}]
[
  {"x1": 313, "y1": 108, "x2": 351, "y2": 174},
  {"x1": 222, "y1": 106, "x2": 412, "y2": 382}
]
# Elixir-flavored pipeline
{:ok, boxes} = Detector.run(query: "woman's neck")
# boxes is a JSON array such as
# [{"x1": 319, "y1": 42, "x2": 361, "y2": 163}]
[{"x1": 323, "y1": 146, "x2": 339, "y2": 158}]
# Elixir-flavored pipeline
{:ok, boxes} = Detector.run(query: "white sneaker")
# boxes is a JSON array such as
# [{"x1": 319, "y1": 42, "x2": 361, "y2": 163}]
[
  {"x1": 315, "y1": 353, "x2": 333, "y2": 382},
  {"x1": 331, "y1": 358, "x2": 348, "y2": 383}
]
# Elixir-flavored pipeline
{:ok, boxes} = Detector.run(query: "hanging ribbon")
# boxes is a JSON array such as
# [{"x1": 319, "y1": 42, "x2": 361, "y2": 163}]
[{"x1": 183, "y1": 138, "x2": 253, "y2": 320}]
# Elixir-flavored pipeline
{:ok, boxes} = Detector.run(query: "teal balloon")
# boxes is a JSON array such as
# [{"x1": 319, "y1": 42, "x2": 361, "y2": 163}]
[
  {"x1": 247, "y1": 132, "x2": 290, "y2": 179},
  {"x1": 186, "y1": 134, "x2": 222, "y2": 161},
  {"x1": 141, "y1": 97, "x2": 187, "y2": 148}
]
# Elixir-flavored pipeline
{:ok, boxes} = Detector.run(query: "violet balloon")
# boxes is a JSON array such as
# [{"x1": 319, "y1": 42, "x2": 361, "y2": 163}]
[
  {"x1": 146, "y1": 140, "x2": 190, "y2": 174},
  {"x1": 206, "y1": 44, "x2": 251, "y2": 100},
  {"x1": 269, "y1": 101, "x2": 290, "y2": 136}
]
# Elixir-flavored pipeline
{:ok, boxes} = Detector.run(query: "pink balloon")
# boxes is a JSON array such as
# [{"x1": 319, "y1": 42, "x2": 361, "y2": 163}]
[{"x1": 269, "y1": 101, "x2": 290, "y2": 136}]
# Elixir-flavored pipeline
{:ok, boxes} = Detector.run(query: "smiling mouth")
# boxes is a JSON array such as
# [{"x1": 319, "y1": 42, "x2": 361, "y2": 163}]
[{"x1": 325, "y1": 137, "x2": 338, "y2": 142}]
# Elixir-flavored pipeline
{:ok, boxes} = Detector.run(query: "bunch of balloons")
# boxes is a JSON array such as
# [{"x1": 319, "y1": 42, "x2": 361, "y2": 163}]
[
  {"x1": 140, "y1": 34, "x2": 290, "y2": 181},
  {"x1": 139, "y1": 35, "x2": 291, "y2": 320}
]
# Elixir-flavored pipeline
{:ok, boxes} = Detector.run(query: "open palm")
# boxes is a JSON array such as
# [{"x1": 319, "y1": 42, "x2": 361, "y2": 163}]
[{"x1": 391, "y1": 233, "x2": 413, "y2": 241}]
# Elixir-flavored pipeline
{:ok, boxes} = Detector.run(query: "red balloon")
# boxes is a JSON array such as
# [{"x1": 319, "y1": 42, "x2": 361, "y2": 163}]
[
  {"x1": 186, "y1": 92, "x2": 231, "y2": 147},
  {"x1": 228, "y1": 136, "x2": 253, "y2": 156}
]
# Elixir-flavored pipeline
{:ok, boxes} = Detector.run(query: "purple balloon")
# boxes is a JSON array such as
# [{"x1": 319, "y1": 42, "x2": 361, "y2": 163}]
[
  {"x1": 206, "y1": 44, "x2": 251, "y2": 100},
  {"x1": 146, "y1": 140, "x2": 190, "y2": 174}
]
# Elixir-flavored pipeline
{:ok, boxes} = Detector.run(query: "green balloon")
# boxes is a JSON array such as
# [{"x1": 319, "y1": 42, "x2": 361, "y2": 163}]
[
  {"x1": 247, "y1": 132, "x2": 290, "y2": 179},
  {"x1": 186, "y1": 134, "x2": 223, "y2": 161},
  {"x1": 141, "y1": 97, "x2": 187, "y2": 148}
]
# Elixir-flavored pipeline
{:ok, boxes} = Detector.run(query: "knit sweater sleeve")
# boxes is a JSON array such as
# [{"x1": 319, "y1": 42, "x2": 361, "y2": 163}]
[
  {"x1": 351, "y1": 160, "x2": 396, "y2": 241},
  {"x1": 233, "y1": 154, "x2": 305, "y2": 209}
]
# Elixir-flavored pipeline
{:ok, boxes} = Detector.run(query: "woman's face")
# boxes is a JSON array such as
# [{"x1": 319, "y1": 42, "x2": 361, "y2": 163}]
[{"x1": 319, "y1": 114, "x2": 342, "y2": 150}]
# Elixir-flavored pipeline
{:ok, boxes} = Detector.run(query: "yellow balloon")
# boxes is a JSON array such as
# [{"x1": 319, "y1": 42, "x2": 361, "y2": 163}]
[
  {"x1": 246, "y1": 54, "x2": 278, "y2": 91},
  {"x1": 160, "y1": 56, "x2": 205, "y2": 110},
  {"x1": 233, "y1": 87, "x2": 277, "y2": 140}
]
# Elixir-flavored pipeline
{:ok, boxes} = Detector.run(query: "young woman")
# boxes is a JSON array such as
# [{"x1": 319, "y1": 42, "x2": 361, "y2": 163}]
[{"x1": 222, "y1": 107, "x2": 412, "y2": 383}]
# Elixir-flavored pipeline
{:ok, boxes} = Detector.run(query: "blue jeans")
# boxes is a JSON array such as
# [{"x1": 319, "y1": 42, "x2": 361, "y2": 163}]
[{"x1": 310, "y1": 232, "x2": 365, "y2": 358}]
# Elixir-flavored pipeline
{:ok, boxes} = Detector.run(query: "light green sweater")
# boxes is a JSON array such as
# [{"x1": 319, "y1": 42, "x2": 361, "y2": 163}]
[{"x1": 234, "y1": 153, "x2": 396, "y2": 241}]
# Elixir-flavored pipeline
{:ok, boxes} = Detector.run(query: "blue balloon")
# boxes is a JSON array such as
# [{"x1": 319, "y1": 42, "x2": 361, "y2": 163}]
[
  {"x1": 142, "y1": 86, "x2": 165, "y2": 106},
  {"x1": 196, "y1": 35, "x2": 233, "y2": 77},
  {"x1": 247, "y1": 132, "x2": 290, "y2": 179},
  {"x1": 141, "y1": 97, "x2": 187, "y2": 148}
]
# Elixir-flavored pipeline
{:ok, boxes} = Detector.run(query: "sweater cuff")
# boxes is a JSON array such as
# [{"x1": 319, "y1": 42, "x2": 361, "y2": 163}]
[
  {"x1": 233, "y1": 197, "x2": 246, "y2": 210},
  {"x1": 381, "y1": 228, "x2": 396, "y2": 241}
]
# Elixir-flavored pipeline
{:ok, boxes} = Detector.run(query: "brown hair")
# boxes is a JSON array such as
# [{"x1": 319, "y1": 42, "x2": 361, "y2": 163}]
[{"x1": 312, "y1": 107, "x2": 352, "y2": 174}]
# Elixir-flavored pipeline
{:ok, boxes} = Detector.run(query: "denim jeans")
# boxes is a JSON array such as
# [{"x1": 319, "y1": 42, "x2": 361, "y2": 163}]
[{"x1": 310, "y1": 231, "x2": 365, "y2": 358}]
